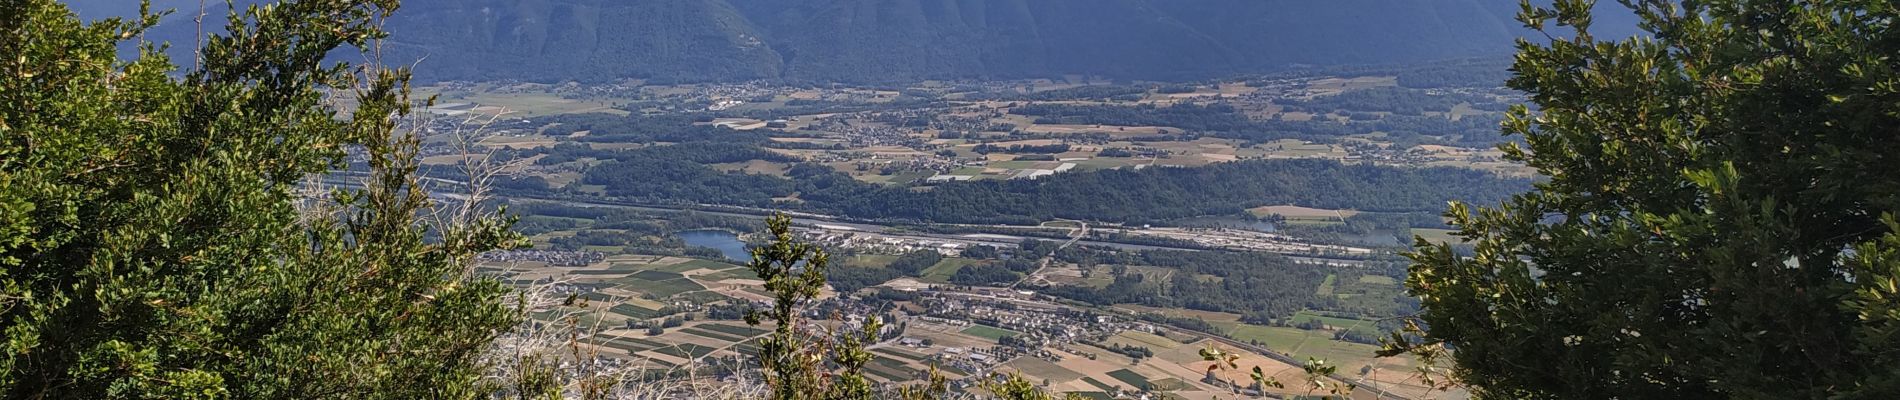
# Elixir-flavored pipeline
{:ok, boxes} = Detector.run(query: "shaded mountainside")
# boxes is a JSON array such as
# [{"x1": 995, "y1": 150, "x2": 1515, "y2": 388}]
[{"x1": 71, "y1": 0, "x2": 1641, "y2": 83}]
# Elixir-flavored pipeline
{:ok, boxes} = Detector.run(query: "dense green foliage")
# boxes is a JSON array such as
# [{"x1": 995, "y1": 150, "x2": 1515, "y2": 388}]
[
  {"x1": 508, "y1": 201, "x2": 763, "y2": 236},
  {"x1": 824, "y1": 159, "x2": 1528, "y2": 224},
  {"x1": 826, "y1": 266, "x2": 904, "y2": 294},
  {"x1": 1404, "y1": 1, "x2": 1900, "y2": 398},
  {"x1": 1095, "y1": 343, "x2": 1154, "y2": 360},
  {"x1": 735, "y1": 216, "x2": 1086, "y2": 400},
  {"x1": 828, "y1": 250, "x2": 953, "y2": 292},
  {"x1": 884, "y1": 250, "x2": 946, "y2": 276},
  {"x1": 744, "y1": 214, "x2": 883, "y2": 399},
  {"x1": 1, "y1": 1, "x2": 521, "y2": 397},
  {"x1": 960, "y1": 245, "x2": 1000, "y2": 259},
  {"x1": 946, "y1": 263, "x2": 1022, "y2": 286},
  {"x1": 533, "y1": 135, "x2": 1529, "y2": 224},
  {"x1": 1041, "y1": 250, "x2": 1331, "y2": 322},
  {"x1": 576, "y1": 143, "x2": 802, "y2": 205},
  {"x1": 1394, "y1": 58, "x2": 1516, "y2": 89}
]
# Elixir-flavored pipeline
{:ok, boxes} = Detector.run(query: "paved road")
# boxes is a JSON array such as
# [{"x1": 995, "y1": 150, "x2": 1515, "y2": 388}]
[
  {"x1": 320, "y1": 174, "x2": 1371, "y2": 263},
  {"x1": 1009, "y1": 220, "x2": 1088, "y2": 289}
]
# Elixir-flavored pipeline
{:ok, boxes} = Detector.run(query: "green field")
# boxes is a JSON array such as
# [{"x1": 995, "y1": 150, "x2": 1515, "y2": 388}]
[
  {"x1": 1411, "y1": 228, "x2": 1464, "y2": 244},
  {"x1": 585, "y1": 336, "x2": 667, "y2": 354},
  {"x1": 671, "y1": 258, "x2": 743, "y2": 271},
  {"x1": 691, "y1": 268, "x2": 749, "y2": 281},
  {"x1": 1316, "y1": 274, "x2": 1338, "y2": 296},
  {"x1": 576, "y1": 292, "x2": 622, "y2": 303},
  {"x1": 874, "y1": 348, "x2": 929, "y2": 362},
  {"x1": 960, "y1": 324, "x2": 1019, "y2": 340},
  {"x1": 864, "y1": 364, "x2": 912, "y2": 382},
  {"x1": 1328, "y1": 275, "x2": 1409, "y2": 314},
  {"x1": 631, "y1": 270, "x2": 685, "y2": 281},
  {"x1": 919, "y1": 258, "x2": 980, "y2": 283},
  {"x1": 698, "y1": 323, "x2": 769, "y2": 337},
  {"x1": 679, "y1": 327, "x2": 747, "y2": 342},
  {"x1": 1112, "y1": 331, "x2": 1192, "y2": 349},
  {"x1": 425, "y1": 90, "x2": 626, "y2": 117},
  {"x1": 647, "y1": 262, "x2": 709, "y2": 273},
  {"x1": 871, "y1": 357, "x2": 915, "y2": 371},
  {"x1": 1357, "y1": 275, "x2": 1398, "y2": 285},
  {"x1": 733, "y1": 339, "x2": 762, "y2": 357},
  {"x1": 608, "y1": 303, "x2": 666, "y2": 319},
  {"x1": 1105, "y1": 369, "x2": 1153, "y2": 390},
  {"x1": 612, "y1": 276, "x2": 705, "y2": 298},
  {"x1": 927, "y1": 360, "x2": 971, "y2": 376},
  {"x1": 1226, "y1": 323, "x2": 1386, "y2": 369},
  {"x1": 1080, "y1": 377, "x2": 1119, "y2": 391},
  {"x1": 1287, "y1": 310, "x2": 1380, "y2": 335},
  {"x1": 866, "y1": 358, "x2": 921, "y2": 382},
  {"x1": 1005, "y1": 357, "x2": 1083, "y2": 382},
  {"x1": 846, "y1": 255, "x2": 901, "y2": 268},
  {"x1": 652, "y1": 343, "x2": 719, "y2": 360},
  {"x1": 605, "y1": 262, "x2": 652, "y2": 271},
  {"x1": 1115, "y1": 304, "x2": 1243, "y2": 323},
  {"x1": 1226, "y1": 323, "x2": 1310, "y2": 350},
  {"x1": 674, "y1": 290, "x2": 732, "y2": 304}
]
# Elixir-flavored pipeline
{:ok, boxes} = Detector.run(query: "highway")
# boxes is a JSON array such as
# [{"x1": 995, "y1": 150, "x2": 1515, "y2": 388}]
[
  {"x1": 319, "y1": 174, "x2": 1374, "y2": 264},
  {"x1": 491, "y1": 194, "x2": 1371, "y2": 265}
]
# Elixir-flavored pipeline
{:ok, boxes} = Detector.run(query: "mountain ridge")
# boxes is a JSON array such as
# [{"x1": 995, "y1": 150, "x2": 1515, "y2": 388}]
[{"x1": 69, "y1": 0, "x2": 1641, "y2": 83}]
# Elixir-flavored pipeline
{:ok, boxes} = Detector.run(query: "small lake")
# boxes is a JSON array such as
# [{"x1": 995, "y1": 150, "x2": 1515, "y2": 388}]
[{"x1": 678, "y1": 230, "x2": 749, "y2": 262}]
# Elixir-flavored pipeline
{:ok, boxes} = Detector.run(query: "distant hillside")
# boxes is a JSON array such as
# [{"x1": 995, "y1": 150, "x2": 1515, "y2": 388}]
[{"x1": 71, "y1": 0, "x2": 1642, "y2": 84}]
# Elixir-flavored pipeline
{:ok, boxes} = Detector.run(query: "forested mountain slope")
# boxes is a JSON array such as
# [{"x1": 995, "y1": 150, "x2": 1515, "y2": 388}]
[{"x1": 71, "y1": 0, "x2": 1640, "y2": 83}]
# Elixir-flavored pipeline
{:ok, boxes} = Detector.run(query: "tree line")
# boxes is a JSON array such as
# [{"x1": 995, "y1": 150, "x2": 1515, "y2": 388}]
[
  {"x1": 519, "y1": 144, "x2": 1529, "y2": 225},
  {"x1": 1039, "y1": 249, "x2": 1336, "y2": 322},
  {"x1": 1280, "y1": 86, "x2": 1498, "y2": 116}
]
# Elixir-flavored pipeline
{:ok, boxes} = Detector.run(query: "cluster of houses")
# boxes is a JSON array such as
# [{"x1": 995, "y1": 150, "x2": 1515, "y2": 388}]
[
  {"x1": 807, "y1": 116, "x2": 926, "y2": 148},
  {"x1": 476, "y1": 249, "x2": 604, "y2": 267},
  {"x1": 916, "y1": 294, "x2": 1137, "y2": 353},
  {"x1": 795, "y1": 231, "x2": 973, "y2": 256}
]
